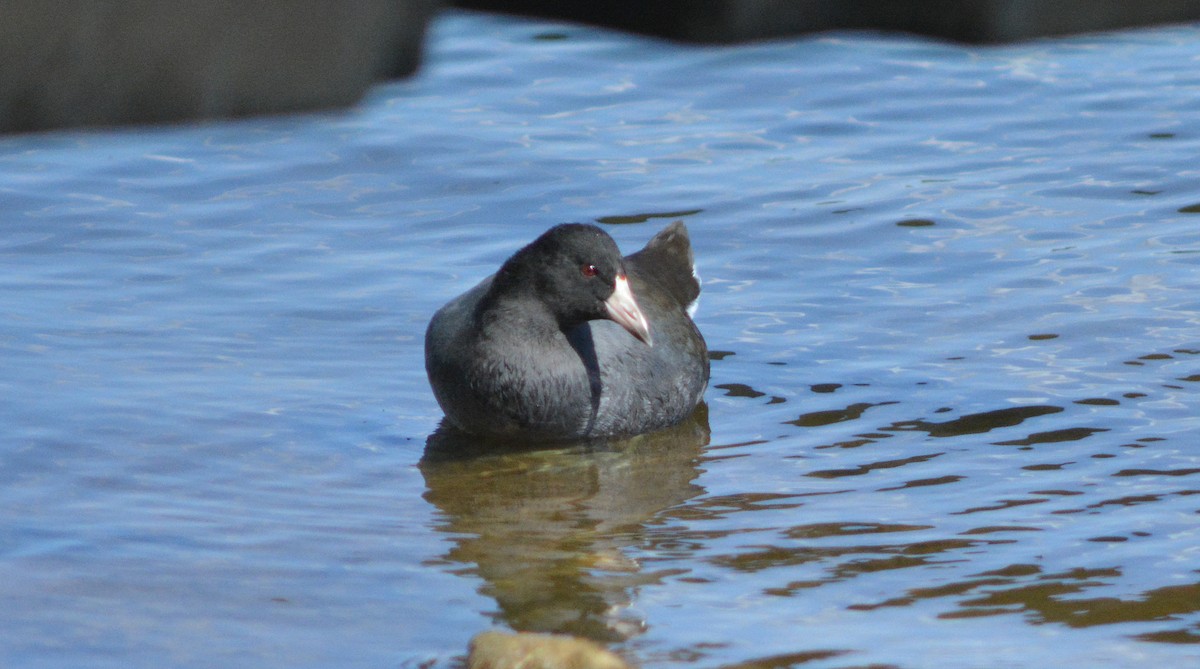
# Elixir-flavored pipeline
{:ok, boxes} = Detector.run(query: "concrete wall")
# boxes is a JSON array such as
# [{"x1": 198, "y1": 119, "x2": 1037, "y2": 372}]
[
  {"x1": 0, "y1": 0, "x2": 438, "y2": 133},
  {"x1": 4, "y1": 0, "x2": 1199, "y2": 133},
  {"x1": 454, "y1": 0, "x2": 1200, "y2": 43}
]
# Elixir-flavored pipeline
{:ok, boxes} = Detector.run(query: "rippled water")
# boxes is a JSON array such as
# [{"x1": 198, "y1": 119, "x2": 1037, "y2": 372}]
[{"x1": 3, "y1": 10, "x2": 1200, "y2": 669}]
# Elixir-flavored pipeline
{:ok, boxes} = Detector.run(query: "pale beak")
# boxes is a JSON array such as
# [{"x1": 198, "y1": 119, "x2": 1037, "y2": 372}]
[{"x1": 603, "y1": 274, "x2": 653, "y2": 346}]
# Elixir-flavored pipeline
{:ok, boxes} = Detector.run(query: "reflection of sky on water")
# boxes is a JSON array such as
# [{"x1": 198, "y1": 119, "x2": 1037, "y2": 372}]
[{"x1": 2, "y1": 10, "x2": 1200, "y2": 669}]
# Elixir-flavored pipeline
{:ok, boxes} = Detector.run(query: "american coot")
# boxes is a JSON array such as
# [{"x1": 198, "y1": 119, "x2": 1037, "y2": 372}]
[{"x1": 425, "y1": 221, "x2": 709, "y2": 441}]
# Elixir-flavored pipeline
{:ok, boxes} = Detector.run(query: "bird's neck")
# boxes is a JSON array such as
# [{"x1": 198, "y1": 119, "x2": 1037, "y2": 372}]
[{"x1": 476, "y1": 284, "x2": 563, "y2": 344}]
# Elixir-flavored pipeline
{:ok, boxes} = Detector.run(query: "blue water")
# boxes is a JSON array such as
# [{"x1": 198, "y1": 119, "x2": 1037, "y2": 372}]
[{"x1": 3, "y1": 10, "x2": 1200, "y2": 668}]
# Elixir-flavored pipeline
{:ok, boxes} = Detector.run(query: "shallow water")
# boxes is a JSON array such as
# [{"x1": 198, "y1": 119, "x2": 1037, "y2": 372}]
[{"x1": 3, "y1": 10, "x2": 1200, "y2": 669}]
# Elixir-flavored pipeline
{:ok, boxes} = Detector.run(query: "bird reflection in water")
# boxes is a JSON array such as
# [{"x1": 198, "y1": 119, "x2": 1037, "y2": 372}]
[{"x1": 420, "y1": 404, "x2": 710, "y2": 642}]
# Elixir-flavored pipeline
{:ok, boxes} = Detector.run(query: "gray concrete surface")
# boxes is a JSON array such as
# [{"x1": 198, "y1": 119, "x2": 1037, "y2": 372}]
[
  {"x1": 5, "y1": 1, "x2": 1198, "y2": 133},
  {"x1": 453, "y1": 0, "x2": 1200, "y2": 43},
  {"x1": 0, "y1": 0, "x2": 437, "y2": 133}
]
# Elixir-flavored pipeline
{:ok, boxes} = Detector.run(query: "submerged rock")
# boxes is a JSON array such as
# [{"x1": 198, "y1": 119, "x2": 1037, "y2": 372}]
[{"x1": 468, "y1": 631, "x2": 633, "y2": 669}]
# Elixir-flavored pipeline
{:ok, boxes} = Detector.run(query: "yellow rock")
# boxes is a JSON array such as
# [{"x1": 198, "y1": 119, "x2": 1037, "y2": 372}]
[{"x1": 468, "y1": 631, "x2": 633, "y2": 669}]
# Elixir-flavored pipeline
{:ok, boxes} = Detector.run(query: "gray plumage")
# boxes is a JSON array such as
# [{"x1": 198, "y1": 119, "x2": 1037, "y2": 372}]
[{"x1": 425, "y1": 221, "x2": 708, "y2": 441}]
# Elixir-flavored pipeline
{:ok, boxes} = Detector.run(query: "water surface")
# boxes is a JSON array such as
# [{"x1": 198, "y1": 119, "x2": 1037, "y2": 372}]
[{"x1": 3, "y1": 10, "x2": 1200, "y2": 669}]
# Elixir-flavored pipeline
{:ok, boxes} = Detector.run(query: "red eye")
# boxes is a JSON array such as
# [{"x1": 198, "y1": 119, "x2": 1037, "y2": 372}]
[{"x1": 581, "y1": 264, "x2": 598, "y2": 277}]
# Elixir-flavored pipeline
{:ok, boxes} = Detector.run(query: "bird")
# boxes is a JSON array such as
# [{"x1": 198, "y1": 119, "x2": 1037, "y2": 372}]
[{"x1": 425, "y1": 221, "x2": 708, "y2": 442}]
